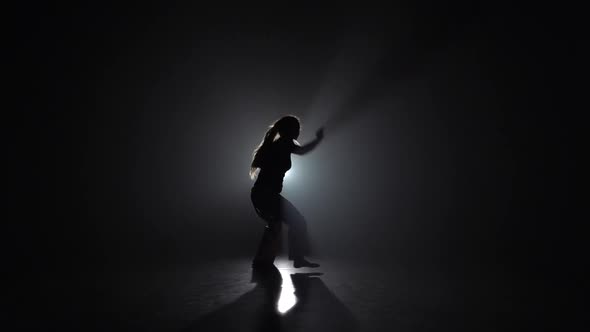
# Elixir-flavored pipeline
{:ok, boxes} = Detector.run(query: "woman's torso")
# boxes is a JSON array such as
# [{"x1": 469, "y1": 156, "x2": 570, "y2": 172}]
[{"x1": 253, "y1": 138, "x2": 294, "y2": 194}]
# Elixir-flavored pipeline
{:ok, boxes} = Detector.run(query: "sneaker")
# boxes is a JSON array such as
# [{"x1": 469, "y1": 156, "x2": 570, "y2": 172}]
[
  {"x1": 252, "y1": 259, "x2": 275, "y2": 269},
  {"x1": 293, "y1": 258, "x2": 320, "y2": 268}
]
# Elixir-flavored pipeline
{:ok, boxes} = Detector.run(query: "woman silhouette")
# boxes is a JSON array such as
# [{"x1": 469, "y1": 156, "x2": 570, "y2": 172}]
[{"x1": 250, "y1": 115, "x2": 324, "y2": 268}]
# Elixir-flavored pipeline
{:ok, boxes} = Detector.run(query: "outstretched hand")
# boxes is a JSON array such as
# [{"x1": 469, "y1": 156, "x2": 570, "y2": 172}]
[
  {"x1": 293, "y1": 127, "x2": 324, "y2": 155},
  {"x1": 316, "y1": 127, "x2": 325, "y2": 140}
]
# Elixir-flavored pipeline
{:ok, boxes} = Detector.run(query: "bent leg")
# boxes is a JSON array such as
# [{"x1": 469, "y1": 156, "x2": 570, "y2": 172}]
[
  {"x1": 279, "y1": 196, "x2": 311, "y2": 260},
  {"x1": 253, "y1": 221, "x2": 282, "y2": 265},
  {"x1": 251, "y1": 190, "x2": 283, "y2": 266}
]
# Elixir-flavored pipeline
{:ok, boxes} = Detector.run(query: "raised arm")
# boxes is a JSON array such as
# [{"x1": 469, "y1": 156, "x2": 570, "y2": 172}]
[{"x1": 292, "y1": 128, "x2": 324, "y2": 155}]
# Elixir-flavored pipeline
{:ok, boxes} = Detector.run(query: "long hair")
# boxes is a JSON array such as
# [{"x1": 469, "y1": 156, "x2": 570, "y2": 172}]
[{"x1": 250, "y1": 115, "x2": 300, "y2": 180}]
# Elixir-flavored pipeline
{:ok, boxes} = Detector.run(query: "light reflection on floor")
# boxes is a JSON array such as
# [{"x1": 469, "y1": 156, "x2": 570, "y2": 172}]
[
  {"x1": 275, "y1": 260, "x2": 297, "y2": 314},
  {"x1": 81, "y1": 258, "x2": 512, "y2": 331}
]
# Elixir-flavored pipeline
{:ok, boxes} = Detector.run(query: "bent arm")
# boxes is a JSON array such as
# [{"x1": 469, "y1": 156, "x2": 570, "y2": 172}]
[{"x1": 292, "y1": 128, "x2": 324, "y2": 155}]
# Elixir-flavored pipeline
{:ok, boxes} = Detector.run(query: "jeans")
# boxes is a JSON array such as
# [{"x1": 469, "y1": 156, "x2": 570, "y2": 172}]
[{"x1": 251, "y1": 187, "x2": 310, "y2": 262}]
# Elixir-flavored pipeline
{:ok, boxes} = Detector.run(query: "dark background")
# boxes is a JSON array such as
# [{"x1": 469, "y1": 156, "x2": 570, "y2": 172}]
[{"x1": 12, "y1": 2, "x2": 583, "y2": 330}]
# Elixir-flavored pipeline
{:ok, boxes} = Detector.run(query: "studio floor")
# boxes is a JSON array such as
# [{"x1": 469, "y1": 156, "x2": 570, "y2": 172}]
[{"x1": 33, "y1": 255, "x2": 557, "y2": 331}]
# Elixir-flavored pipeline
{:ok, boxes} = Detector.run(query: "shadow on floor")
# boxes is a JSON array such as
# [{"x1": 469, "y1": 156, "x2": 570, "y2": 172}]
[{"x1": 184, "y1": 266, "x2": 358, "y2": 332}]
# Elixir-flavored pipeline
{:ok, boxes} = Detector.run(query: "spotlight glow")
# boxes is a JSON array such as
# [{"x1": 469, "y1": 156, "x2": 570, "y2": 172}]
[{"x1": 277, "y1": 265, "x2": 297, "y2": 314}]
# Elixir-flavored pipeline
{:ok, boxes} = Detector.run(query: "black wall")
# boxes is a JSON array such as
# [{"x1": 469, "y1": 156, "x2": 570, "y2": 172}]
[{"x1": 12, "y1": 4, "x2": 583, "y2": 323}]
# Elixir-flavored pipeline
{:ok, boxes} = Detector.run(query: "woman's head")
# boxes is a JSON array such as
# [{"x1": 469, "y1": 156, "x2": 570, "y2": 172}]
[
  {"x1": 273, "y1": 115, "x2": 300, "y2": 140},
  {"x1": 250, "y1": 115, "x2": 301, "y2": 179}
]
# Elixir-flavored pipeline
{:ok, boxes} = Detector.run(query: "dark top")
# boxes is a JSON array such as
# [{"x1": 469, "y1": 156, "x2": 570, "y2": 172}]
[{"x1": 253, "y1": 138, "x2": 296, "y2": 194}]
